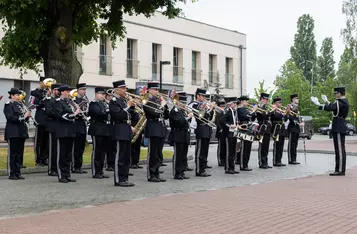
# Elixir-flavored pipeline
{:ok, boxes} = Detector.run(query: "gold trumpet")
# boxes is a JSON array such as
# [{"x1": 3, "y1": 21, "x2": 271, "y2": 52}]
[
  {"x1": 126, "y1": 93, "x2": 164, "y2": 114},
  {"x1": 280, "y1": 106, "x2": 300, "y2": 117},
  {"x1": 248, "y1": 104, "x2": 270, "y2": 114}
]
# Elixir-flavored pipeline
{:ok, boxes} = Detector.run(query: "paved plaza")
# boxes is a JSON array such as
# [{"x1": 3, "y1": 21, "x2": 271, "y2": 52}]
[{"x1": 1, "y1": 140, "x2": 357, "y2": 233}]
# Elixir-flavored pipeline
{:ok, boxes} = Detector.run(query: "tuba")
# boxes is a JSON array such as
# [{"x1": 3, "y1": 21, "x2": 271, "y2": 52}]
[{"x1": 43, "y1": 78, "x2": 57, "y2": 91}]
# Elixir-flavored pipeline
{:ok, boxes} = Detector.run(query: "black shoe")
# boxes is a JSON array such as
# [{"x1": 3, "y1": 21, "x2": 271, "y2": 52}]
[
  {"x1": 66, "y1": 178, "x2": 76, "y2": 182},
  {"x1": 21, "y1": 165, "x2": 27, "y2": 169},
  {"x1": 48, "y1": 171, "x2": 58, "y2": 176},
  {"x1": 129, "y1": 173, "x2": 134, "y2": 176},
  {"x1": 206, "y1": 165, "x2": 212, "y2": 169},
  {"x1": 184, "y1": 167, "x2": 193, "y2": 171},
  {"x1": 273, "y1": 163, "x2": 283, "y2": 167},
  {"x1": 72, "y1": 169, "x2": 83, "y2": 174},
  {"x1": 259, "y1": 165, "x2": 269, "y2": 169},
  {"x1": 130, "y1": 165, "x2": 138, "y2": 169},
  {"x1": 148, "y1": 177, "x2": 160, "y2": 182},
  {"x1": 234, "y1": 170, "x2": 240, "y2": 174},
  {"x1": 196, "y1": 172, "x2": 211, "y2": 177},
  {"x1": 17, "y1": 175, "x2": 25, "y2": 180},
  {"x1": 115, "y1": 181, "x2": 135, "y2": 187},
  {"x1": 9, "y1": 176, "x2": 18, "y2": 180},
  {"x1": 329, "y1": 172, "x2": 345, "y2": 176},
  {"x1": 136, "y1": 164, "x2": 143, "y2": 169},
  {"x1": 241, "y1": 167, "x2": 252, "y2": 171},
  {"x1": 93, "y1": 174, "x2": 103, "y2": 179},
  {"x1": 267, "y1": 165, "x2": 273, "y2": 168},
  {"x1": 182, "y1": 175, "x2": 190, "y2": 179},
  {"x1": 159, "y1": 170, "x2": 164, "y2": 174},
  {"x1": 161, "y1": 163, "x2": 167, "y2": 167},
  {"x1": 101, "y1": 174, "x2": 110, "y2": 178},
  {"x1": 225, "y1": 170, "x2": 235, "y2": 175},
  {"x1": 174, "y1": 175, "x2": 184, "y2": 180},
  {"x1": 289, "y1": 161, "x2": 300, "y2": 165},
  {"x1": 106, "y1": 167, "x2": 114, "y2": 171},
  {"x1": 157, "y1": 177, "x2": 166, "y2": 182},
  {"x1": 59, "y1": 178, "x2": 68, "y2": 183}
]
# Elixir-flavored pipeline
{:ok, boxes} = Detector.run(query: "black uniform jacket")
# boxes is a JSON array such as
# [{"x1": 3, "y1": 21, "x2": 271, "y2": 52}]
[
  {"x1": 43, "y1": 96, "x2": 58, "y2": 133},
  {"x1": 54, "y1": 98, "x2": 77, "y2": 138},
  {"x1": 30, "y1": 88, "x2": 47, "y2": 125},
  {"x1": 287, "y1": 103, "x2": 300, "y2": 133},
  {"x1": 109, "y1": 96, "x2": 133, "y2": 141},
  {"x1": 270, "y1": 109, "x2": 287, "y2": 136},
  {"x1": 220, "y1": 107, "x2": 238, "y2": 138},
  {"x1": 3, "y1": 100, "x2": 29, "y2": 140},
  {"x1": 256, "y1": 105, "x2": 272, "y2": 134},
  {"x1": 190, "y1": 101, "x2": 214, "y2": 139},
  {"x1": 74, "y1": 95, "x2": 87, "y2": 134},
  {"x1": 143, "y1": 96, "x2": 169, "y2": 138},
  {"x1": 169, "y1": 106, "x2": 190, "y2": 144},
  {"x1": 319, "y1": 98, "x2": 349, "y2": 134},
  {"x1": 215, "y1": 111, "x2": 223, "y2": 139},
  {"x1": 237, "y1": 106, "x2": 256, "y2": 124},
  {"x1": 88, "y1": 100, "x2": 111, "y2": 136}
]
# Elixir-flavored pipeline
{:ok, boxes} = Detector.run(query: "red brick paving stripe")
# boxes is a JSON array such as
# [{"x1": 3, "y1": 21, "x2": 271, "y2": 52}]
[{"x1": 2, "y1": 171, "x2": 357, "y2": 234}]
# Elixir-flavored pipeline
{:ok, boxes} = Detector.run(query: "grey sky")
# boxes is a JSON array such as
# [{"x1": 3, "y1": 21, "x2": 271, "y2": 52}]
[{"x1": 179, "y1": 0, "x2": 346, "y2": 96}]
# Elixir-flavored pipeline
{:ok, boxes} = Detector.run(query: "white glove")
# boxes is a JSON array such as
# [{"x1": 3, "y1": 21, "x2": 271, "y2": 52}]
[
  {"x1": 321, "y1": 95, "x2": 329, "y2": 103},
  {"x1": 311, "y1": 96, "x2": 321, "y2": 106}
]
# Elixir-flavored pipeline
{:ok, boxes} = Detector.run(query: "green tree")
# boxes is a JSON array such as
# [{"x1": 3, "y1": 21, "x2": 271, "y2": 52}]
[
  {"x1": 252, "y1": 80, "x2": 275, "y2": 103},
  {"x1": 290, "y1": 14, "x2": 317, "y2": 84},
  {"x1": 317, "y1": 37, "x2": 335, "y2": 82},
  {"x1": 0, "y1": 0, "x2": 194, "y2": 86},
  {"x1": 212, "y1": 72, "x2": 223, "y2": 103}
]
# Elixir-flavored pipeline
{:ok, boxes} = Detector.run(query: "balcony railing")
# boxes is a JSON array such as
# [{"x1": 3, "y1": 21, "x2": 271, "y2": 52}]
[
  {"x1": 127, "y1": 59, "x2": 139, "y2": 79},
  {"x1": 152, "y1": 62, "x2": 158, "y2": 81},
  {"x1": 191, "y1": 69, "x2": 202, "y2": 86},
  {"x1": 209, "y1": 71, "x2": 218, "y2": 86},
  {"x1": 173, "y1": 66, "x2": 184, "y2": 84},
  {"x1": 225, "y1": 73, "x2": 234, "y2": 89},
  {"x1": 99, "y1": 55, "x2": 113, "y2": 75}
]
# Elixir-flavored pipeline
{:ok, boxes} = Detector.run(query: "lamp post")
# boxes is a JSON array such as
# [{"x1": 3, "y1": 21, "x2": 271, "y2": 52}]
[
  {"x1": 159, "y1": 61, "x2": 171, "y2": 92},
  {"x1": 299, "y1": 60, "x2": 314, "y2": 95}
]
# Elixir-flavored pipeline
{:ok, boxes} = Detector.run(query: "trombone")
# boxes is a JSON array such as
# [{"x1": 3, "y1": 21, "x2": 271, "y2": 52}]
[
  {"x1": 279, "y1": 105, "x2": 300, "y2": 117},
  {"x1": 126, "y1": 92, "x2": 163, "y2": 114},
  {"x1": 248, "y1": 104, "x2": 270, "y2": 114}
]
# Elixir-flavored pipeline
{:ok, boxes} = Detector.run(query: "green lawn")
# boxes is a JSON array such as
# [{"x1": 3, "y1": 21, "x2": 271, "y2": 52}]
[{"x1": 0, "y1": 146, "x2": 173, "y2": 170}]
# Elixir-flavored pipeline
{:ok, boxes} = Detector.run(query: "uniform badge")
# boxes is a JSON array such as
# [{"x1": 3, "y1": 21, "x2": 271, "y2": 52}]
[
  {"x1": 174, "y1": 107, "x2": 178, "y2": 112},
  {"x1": 112, "y1": 97, "x2": 116, "y2": 101}
]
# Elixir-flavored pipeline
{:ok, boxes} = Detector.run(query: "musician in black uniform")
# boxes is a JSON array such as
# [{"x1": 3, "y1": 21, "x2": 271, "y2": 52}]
[
  {"x1": 270, "y1": 97, "x2": 287, "y2": 167},
  {"x1": 256, "y1": 93, "x2": 273, "y2": 169},
  {"x1": 237, "y1": 95, "x2": 257, "y2": 171},
  {"x1": 88, "y1": 87, "x2": 111, "y2": 179},
  {"x1": 130, "y1": 104, "x2": 143, "y2": 169},
  {"x1": 143, "y1": 82, "x2": 170, "y2": 182},
  {"x1": 43, "y1": 83, "x2": 61, "y2": 176},
  {"x1": 54, "y1": 85, "x2": 81, "y2": 183},
  {"x1": 215, "y1": 98, "x2": 226, "y2": 167},
  {"x1": 72, "y1": 83, "x2": 88, "y2": 174},
  {"x1": 191, "y1": 88, "x2": 214, "y2": 177},
  {"x1": 169, "y1": 92, "x2": 192, "y2": 180},
  {"x1": 104, "y1": 88, "x2": 115, "y2": 171},
  {"x1": 110, "y1": 80, "x2": 135, "y2": 187},
  {"x1": 4, "y1": 88, "x2": 30, "y2": 180},
  {"x1": 287, "y1": 94, "x2": 301, "y2": 165},
  {"x1": 312, "y1": 87, "x2": 349, "y2": 176},
  {"x1": 220, "y1": 97, "x2": 240, "y2": 174},
  {"x1": 30, "y1": 76, "x2": 48, "y2": 166}
]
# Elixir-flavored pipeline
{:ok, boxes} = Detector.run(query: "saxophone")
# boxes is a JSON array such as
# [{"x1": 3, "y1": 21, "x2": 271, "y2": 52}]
[{"x1": 131, "y1": 105, "x2": 146, "y2": 143}]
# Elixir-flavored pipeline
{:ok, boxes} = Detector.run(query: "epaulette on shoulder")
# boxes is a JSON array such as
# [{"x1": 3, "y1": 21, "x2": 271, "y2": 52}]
[
  {"x1": 5, "y1": 101, "x2": 10, "y2": 105},
  {"x1": 46, "y1": 96, "x2": 51, "y2": 100},
  {"x1": 55, "y1": 98, "x2": 60, "y2": 101},
  {"x1": 112, "y1": 97, "x2": 116, "y2": 101}
]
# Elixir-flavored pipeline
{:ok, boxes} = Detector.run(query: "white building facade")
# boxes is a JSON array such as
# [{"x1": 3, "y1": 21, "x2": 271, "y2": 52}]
[{"x1": 0, "y1": 12, "x2": 246, "y2": 124}]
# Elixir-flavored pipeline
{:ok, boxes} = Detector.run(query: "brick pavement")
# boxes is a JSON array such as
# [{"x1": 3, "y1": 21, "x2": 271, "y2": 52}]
[{"x1": 2, "y1": 168, "x2": 357, "y2": 233}]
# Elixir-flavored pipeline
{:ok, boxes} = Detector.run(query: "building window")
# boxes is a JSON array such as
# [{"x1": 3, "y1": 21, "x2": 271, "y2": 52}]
[
  {"x1": 126, "y1": 39, "x2": 137, "y2": 78},
  {"x1": 173, "y1": 47, "x2": 179, "y2": 67},
  {"x1": 99, "y1": 35, "x2": 107, "y2": 74},
  {"x1": 173, "y1": 47, "x2": 183, "y2": 83},
  {"x1": 152, "y1": 43, "x2": 158, "y2": 80},
  {"x1": 209, "y1": 54, "x2": 214, "y2": 84},
  {"x1": 225, "y1": 57, "x2": 233, "y2": 89}
]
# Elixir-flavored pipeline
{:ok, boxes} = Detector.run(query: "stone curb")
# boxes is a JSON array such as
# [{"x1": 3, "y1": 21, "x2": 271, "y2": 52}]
[
  {"x1": 251, "y1": 148, "x2": 357, "y2": 156},
  {"x1": 0, "y1": 155, "x2": 193, "y2": 176}
]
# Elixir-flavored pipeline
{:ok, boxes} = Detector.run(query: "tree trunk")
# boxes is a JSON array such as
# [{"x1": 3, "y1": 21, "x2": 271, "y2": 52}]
[{"x1": 43, "y1": 7, "x2": 83, "y2": 87}]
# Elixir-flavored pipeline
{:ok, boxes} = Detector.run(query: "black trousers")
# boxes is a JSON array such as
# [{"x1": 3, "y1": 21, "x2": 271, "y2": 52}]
[
  {"x1": 114, "y1": 140, "x2": 131, "y2": 183},
  {"x1": 332, "y1": 132, "x2": 346, "y2": 173},
  {"x1": 225, "y1": 137, "x2": 237, "y2": 172},
  {"x1": 217, "y1": 137, "x2": 226, "y2": 166},
  {"x1": 131, "y1": 134, "x2": 142, "y2": 166},
  {"x1": 273, "y1": 135, "x2": 285, "y2": 164},
  {"x1": 7, "y1": 138, "x2": 25, "y2": 177},
  {"x1": 57, "y1": 138, "x2": 74, "y2": 180},
  {"x1": 195, "y1": 138, "x2": 210, "y2": 174},
  {"x1": 239, "y1": 140, "x2": 252, "y2": 169},
  {"x1": 91, "y1": 136, "x2": 108, "y2": 176},
  {"x1": 73, "y1": 133, "x2": 86, "y2": 170},
  {"x1": 105, "y1": 140, "x2": 116, "y2": 169},
  {"x1": 173, "y1": 142, "x2": 189, "y2": 177},
  {"x1": 288, "y1": 132, "x2": 299, "y2": 163},
  {"x1": 147, "y1": 137, "x2": 164, "y2": 178},
  {"x1": 258, "y1": 133, "x2": 271, "y2": 166},
  {"x1": 35, "y1": 125, "x2": 49, "y2": 164},
  {"x1": 48, "y1": 132, "x2": 57, "y2": 174}
]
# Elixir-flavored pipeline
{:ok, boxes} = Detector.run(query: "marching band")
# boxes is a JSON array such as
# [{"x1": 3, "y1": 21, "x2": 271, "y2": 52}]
[{"x1": 3, "y1": 78, "x2": 350, "y2": 185}]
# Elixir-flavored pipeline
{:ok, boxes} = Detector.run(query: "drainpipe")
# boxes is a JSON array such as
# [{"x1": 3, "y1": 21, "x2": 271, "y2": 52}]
[{"x1": 238, "y1": 45, "x2": 246, "y2": 96}]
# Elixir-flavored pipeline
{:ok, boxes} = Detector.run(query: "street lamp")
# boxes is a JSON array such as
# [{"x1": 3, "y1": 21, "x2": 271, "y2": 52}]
[
  {"x1": 299, "y1": 60, "x2": 314, "y2": 95},
  {"x1": 159, "y1": 61, "x2": 171, "y2": 92}
]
